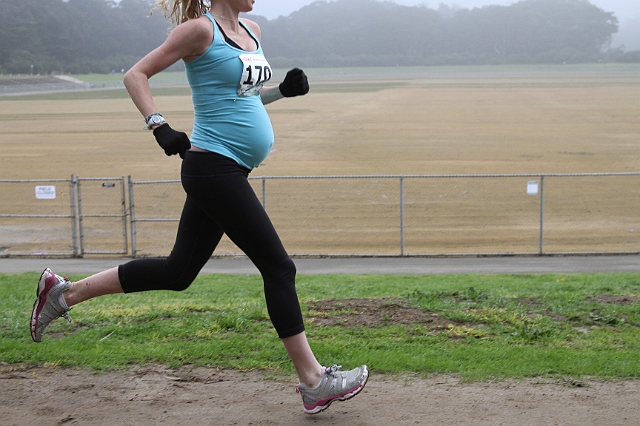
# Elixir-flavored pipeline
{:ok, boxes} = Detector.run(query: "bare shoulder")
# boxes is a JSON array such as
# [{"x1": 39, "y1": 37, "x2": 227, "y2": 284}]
[
  {"x1": 173, "y1": 15, "x2": 212, "y2": 39},
  {"x1": 240, "y1": 18, "x2": 262, "y2": 40},
  {"x1": 166, "y1": 15, "x2": 213, "y2": 58}
]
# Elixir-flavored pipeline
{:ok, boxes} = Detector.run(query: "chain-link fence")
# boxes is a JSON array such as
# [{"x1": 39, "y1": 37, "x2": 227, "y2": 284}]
[
  {"x1": 1, "y1": 173, "x2": 638, "y2": 258},
  {"x1": 0, "y1": 177, "x2": 78, "y2": 257}
]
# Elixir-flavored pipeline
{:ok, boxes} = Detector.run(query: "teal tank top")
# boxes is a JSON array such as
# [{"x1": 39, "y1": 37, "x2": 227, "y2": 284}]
[{"x1": 184, "y1": 12, "x2": 274, "y2": 169}]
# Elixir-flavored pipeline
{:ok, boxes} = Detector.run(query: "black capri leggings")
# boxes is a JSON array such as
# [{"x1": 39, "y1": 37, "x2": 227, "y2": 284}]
[{"x1": 118, "y1": 151, "x2": 304, "y2": 338}]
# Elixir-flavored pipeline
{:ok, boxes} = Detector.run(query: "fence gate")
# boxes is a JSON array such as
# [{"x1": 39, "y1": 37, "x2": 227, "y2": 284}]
[{"x1": 76, "y1": 176, "x2": 128, "y2": 256}]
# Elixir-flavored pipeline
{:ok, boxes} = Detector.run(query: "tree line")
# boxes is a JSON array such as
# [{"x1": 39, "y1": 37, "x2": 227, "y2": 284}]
[
  {"x1": 1, "y1": 0, "x2": 637, "y2": 75},
  {"x1": 0, "y1": 0, "x2": 169, "y2": 75}
]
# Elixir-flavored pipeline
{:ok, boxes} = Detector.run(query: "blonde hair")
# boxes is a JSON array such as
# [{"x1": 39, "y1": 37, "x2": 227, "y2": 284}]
[{"x1": 152, "y1": 0, "x2": 210, "y2": 25}]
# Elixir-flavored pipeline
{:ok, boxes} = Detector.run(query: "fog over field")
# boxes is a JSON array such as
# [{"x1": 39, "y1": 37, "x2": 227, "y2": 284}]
[
  {"x1": 106, "y1": 0, "x2": 639, "y2": 52},
  {"x1": 250, "y1": 0, "x2": 639, "y2": 50}
]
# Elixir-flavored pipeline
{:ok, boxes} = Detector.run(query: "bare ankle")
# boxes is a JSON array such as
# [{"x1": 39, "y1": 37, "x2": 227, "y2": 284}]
[
  {"x1": 62, "y1": 283, "x2": 76, "y2": 307},
  {"x1": 303, "y1": 367, "x2": 323, "y2": 388}
]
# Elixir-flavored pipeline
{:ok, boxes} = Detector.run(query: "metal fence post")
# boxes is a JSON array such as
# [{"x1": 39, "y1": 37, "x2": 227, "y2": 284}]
[
  {"x1": 262, "y1": 176, "x2": 267, "y2": 209},
  {"x1": 128, "y1": 176, "x2": 137, "y2": 258},
  {"x1": 539, "y1": 174, "x2": 545, "y2": 255},
  {"x1": 400, "y1": 176, "x2": 405, "y2": 256},
  {"x1": 70, "y1": 174, "x2": 80, "y2": 257},
  {"x1": 76, "y1": 176, "x2": 85, "y2": 256},
  {"x1": 120, "y1": 176, "x2": 129, "y2": 255}
]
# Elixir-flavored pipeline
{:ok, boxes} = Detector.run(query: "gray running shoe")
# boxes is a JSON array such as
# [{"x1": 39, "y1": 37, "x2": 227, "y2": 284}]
[
  {"x1": 30, "y1": 268, "x2": 72, "y2": 342},
  {"x1": 296, "y1": 364, "x2": 369, "y2": 414}
]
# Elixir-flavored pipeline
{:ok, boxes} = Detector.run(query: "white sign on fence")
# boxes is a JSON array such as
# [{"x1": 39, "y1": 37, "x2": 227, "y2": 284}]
[
  {"x1": 527, "y1": 181, "x2": 539, "y2": 195},
  {"x1": 35, "y1": 185, "x2": 56, "y2": 199}
]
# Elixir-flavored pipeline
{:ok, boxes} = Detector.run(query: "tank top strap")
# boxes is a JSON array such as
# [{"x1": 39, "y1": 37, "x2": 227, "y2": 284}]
[{"x1": 203, "y1": 12, "x2": 222, "y2": 42}]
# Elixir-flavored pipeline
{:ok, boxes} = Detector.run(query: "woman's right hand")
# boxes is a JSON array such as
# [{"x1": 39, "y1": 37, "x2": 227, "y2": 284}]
[{"x1": 153, "y1": 124, "x2": 191, "y2": 159}]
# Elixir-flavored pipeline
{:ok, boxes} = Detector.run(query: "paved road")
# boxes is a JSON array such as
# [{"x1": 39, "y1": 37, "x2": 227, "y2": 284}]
[{"x1": 1, "y1": 255, "x2": 638, "y2": 275}]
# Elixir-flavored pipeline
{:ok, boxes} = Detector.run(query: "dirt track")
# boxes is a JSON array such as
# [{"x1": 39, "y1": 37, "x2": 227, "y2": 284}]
[{"x1": 1, "y1": 365, "x2": 638, "y2": 426}]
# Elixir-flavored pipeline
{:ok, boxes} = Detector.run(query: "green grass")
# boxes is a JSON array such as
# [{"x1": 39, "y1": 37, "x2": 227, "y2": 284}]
[{"x1": 2, "y1": 272, "x2": 639, "y2": 381}]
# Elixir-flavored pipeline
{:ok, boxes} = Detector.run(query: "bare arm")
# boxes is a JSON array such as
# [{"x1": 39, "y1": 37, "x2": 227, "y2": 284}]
[
  {"x1": 123, "y1": 18, "x2": 212, "y2": 120},
  {"x1": 260, "y1": 85, "x2": 285, "y2": 105}
]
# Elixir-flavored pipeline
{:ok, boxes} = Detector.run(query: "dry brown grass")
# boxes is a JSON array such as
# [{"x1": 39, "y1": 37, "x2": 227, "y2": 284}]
[
  {"x1": 2, "y1": 69, "x2": 639, "y2": 179},
  {"x1": 1, "y1": 68, "x2": 639, "y2": 256}
]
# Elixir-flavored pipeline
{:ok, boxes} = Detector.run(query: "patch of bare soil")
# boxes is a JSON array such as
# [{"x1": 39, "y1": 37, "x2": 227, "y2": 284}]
[
  {"x1": 306, "y1": 298, "x2": 455, "y2": 329},
  {"x1": 1, "y1": 364, "x2": 638, "y2": 426},
  {"x1": 590, "y1": 294, "x2": 640, "y2": 305}
]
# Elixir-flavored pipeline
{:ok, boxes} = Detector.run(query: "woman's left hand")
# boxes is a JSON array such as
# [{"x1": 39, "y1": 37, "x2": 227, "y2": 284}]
[{"x1": 279, "y1": 68, "x2": 310, "y2": 98}]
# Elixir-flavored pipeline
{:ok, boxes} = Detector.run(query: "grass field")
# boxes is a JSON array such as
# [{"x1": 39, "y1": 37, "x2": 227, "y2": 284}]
[
  {"x1": 1, "y1": 64, "x2": 639, "y2": 180},
  {"x1": 2, "y1": 271, "x2": 639, "y2": 379}
]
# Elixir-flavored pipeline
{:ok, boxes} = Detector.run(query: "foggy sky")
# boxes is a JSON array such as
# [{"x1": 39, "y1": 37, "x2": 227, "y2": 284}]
[
  {"x1": 251, "y1": 0, "x2": 637, "y2": 20},
  {"x1": 250, "y1": 0, "x2": 639, "y2": 49}
]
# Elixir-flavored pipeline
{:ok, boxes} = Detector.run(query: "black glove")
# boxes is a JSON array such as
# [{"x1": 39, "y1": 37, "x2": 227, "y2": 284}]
[
  {"x1": 279, "y1": 68, "x2": 309, "y2": 98},
  {"x1": 153, "y1": 123, "x2": 191, "y2": 159}
]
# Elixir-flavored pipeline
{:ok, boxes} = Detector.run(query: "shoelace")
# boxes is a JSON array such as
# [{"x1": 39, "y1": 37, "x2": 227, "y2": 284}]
[
  {"x1": 296, "y1": 365, "x2": 345, "y2": 393},
  {"x1": 325, "y1": 365, "x2": 343, "y2": 377}
]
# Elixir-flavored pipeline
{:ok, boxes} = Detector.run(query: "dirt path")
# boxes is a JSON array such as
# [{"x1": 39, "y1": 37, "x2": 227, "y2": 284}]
[{"x1": 1, "y1": 365, "x2": 638, "y2": 426}]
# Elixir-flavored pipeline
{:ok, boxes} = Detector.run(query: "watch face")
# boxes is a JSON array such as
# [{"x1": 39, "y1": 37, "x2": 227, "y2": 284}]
[{"x1": 149, "y1": 115, "x2": 164, "y2": 125}]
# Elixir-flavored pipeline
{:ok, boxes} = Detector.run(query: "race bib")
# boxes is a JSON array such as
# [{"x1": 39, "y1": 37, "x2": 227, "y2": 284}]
[{"x1": 238, "y1": 53, "x2": 272, "y2": 97}]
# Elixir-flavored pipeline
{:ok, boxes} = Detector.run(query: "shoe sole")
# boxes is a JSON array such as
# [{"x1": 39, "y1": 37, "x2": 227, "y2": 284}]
[
  {"x1": 30, "y1": 268, "x2": 53, "y2": 343},
  {"x1": 304, "y1": 366, "x2": 370, "y2": 415}
]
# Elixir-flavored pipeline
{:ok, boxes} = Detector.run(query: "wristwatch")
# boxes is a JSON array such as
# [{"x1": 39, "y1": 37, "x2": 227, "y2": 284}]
[{"x1": 143, "y1": 113, "x2": 166, "y2": 130}]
